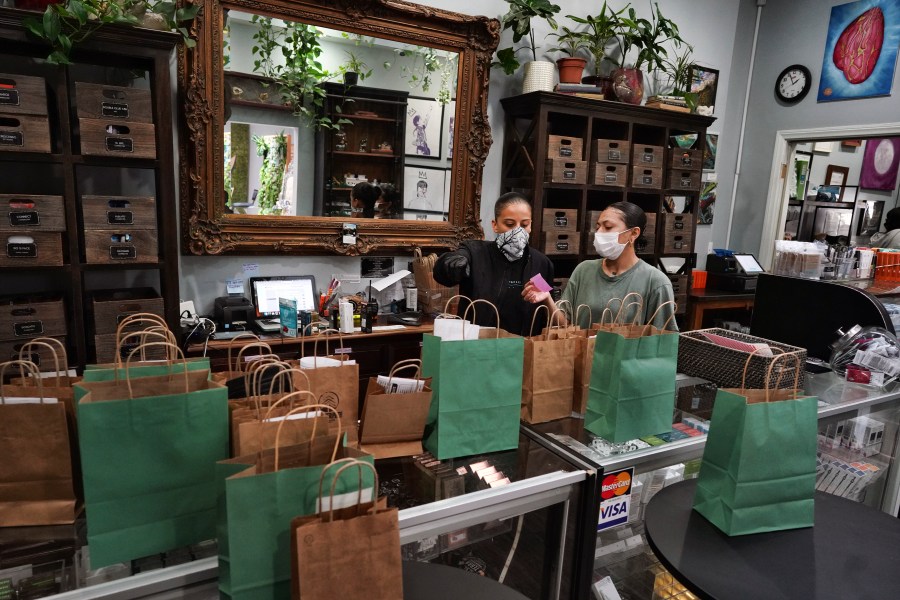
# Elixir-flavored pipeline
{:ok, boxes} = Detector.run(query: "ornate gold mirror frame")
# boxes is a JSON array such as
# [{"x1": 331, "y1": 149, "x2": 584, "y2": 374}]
[{"x1": 178, "y1": 0, "x2": 499, "y2": 255}]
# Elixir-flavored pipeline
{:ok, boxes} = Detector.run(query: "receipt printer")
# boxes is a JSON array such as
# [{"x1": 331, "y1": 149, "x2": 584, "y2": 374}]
[
  {"x1": 706, "y1": 251, "x2": 765, "y2": 292},
  {"x1": 214, "y1": 295, "x2": 255, "y2": 330}
]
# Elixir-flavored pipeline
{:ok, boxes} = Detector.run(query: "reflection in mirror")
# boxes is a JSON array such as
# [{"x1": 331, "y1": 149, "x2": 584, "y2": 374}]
[{"x1": 221, "y1": 11, "x2": 459, "y2": 220}]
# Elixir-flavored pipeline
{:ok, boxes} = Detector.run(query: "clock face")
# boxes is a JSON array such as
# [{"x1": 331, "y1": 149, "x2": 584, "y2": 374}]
[{"x1": 776, "y1": 65, "x2": 811, "y2": 103}]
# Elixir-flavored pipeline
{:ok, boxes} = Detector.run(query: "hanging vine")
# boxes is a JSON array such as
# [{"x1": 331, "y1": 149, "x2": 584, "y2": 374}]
[{"x1": 253, "y1": 133, "x2": 288, "y2": 216}]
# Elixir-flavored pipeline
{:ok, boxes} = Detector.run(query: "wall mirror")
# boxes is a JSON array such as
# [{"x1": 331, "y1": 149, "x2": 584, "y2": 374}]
[{"x1": 180, "y1": 0, "x2": 499, "y2": 255}]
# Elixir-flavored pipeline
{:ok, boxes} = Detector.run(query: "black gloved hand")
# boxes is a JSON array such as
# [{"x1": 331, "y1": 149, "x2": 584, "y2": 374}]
[{"x1": 443, "y1": 254, "x2": 470, "y2": 281}]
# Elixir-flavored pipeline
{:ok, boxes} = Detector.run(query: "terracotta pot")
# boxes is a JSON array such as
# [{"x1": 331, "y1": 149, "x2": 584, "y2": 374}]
[
  {"x1": 556, "y1": 57, "x2": 587, "y2": 84},
  {"x1": 612, "y1": 67, "x2": 644, "y2": 104},
  {"x1": 522, "y1": 61, "x2": 555, "y2": 94},
  {"x1": 582, "y1": 75, "x2": 614, "y2": 98}
]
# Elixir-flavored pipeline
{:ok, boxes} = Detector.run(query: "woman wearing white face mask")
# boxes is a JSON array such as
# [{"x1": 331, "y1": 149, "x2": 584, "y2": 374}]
[
  {"x1": 434, "y1": 192, "x2": 554, "y2": 335},
  {"x1": 523, "y1": 201, "x2": 677, "y2": 331}
]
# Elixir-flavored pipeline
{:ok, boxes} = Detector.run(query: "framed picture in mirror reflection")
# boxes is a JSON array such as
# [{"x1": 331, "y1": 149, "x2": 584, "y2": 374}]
[
  {"x1": 405, "y1": 97, "x2": 443, "y2": 159},
  {"x1": 404, "y1": 166, "x2": 446, "y2": 212}
]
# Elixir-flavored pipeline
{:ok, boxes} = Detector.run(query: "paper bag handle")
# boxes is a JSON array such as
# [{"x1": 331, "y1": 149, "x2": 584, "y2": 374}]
[
  {"x1": 274, "y1": 403, "x2": 341, "y2": 471},
  {"x1": 615, "y1": 293, "x2": 644, "y2": 323},
  {"x1": 300, "y1": 321, "x2": 330, "y2": 347},
  {"x1": 739, "y1": 346, "x2": 785, "y2": 391},
  {"x1": 262, "y1": 389, "x2": 317, "y2": 421},
  {"x1": 574, "y1": 304, "x2": 592, "y2": 328},
  {"x1": 443, "y1": 294, "x2": 473, "y2": 315},
  {"x1": 462, "y1": 299, "x2": 501, "y2": 339},
  {"x1": 528, "y1": 304, "x2": 550, "y2": 337},
  {"x1": 248, "y1": 361, "x2": 289, "y2": 403},
  {"x1": 389, "y1": 358, "x2": 422, "y2": 379},
  {"x1": 318, "y1": 459, "x2": 379, "y2": 520},
  {"x1": 764, "y1": 352, "x2": 802, "y2": 402},
  {"x1": 115, "y1": 313, "x2": 168, "y2": 347},
  {"x1": 125, "y1": 342, "x2": 189, "y2": 399},
  {"x1": 227, "y1": 335, "x2": 266, "y2": 371},
  {"x1": 311, "y1": 328, "x2": 348, "y2": 367},
  {"x1": 641, "y1": 300, "x2": 677, "y2": 334},
  {"x1": 16, "y1": 339, "x2": 63, "y2": 384},
  {"x1": 115, "y1": 329, "x2": 177, "y2": 371},
  {"x1": 0, "y1": 360, "x2": 44, "y2": 402}
]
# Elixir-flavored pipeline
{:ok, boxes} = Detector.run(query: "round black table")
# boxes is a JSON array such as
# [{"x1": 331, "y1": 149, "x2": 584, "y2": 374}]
[
  {"x1": 645, "y1": 479, "x2": 900, "y2": 600},
  {"x1": 402, "y1": 561, "x2": 528, "y2": 599}
]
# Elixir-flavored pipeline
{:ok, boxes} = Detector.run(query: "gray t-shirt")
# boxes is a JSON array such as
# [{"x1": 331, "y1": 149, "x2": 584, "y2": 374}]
[{"x1": 559, "y1": 259, "x2": 678, "y2": 330}]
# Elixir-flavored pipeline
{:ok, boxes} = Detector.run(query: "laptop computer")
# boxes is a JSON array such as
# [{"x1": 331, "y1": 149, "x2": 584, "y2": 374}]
[{"x1": 249, "y1": 275, "x2": 317, "y2": 333}]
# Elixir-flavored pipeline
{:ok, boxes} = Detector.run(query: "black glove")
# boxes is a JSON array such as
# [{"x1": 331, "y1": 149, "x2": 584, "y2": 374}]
[{"x1": 442, "y1": 253, "x2": 470, "y2": 282}]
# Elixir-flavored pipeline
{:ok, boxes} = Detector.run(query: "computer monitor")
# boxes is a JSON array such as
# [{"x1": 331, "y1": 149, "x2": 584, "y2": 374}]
[{"x1": 249, "y1": 276, "x2": 317, "y2": 318}]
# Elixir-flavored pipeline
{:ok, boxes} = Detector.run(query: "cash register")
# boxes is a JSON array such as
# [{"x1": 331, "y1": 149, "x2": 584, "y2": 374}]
[{"x1": 706, "y1": 250, "x2": 765, "y2": 292}]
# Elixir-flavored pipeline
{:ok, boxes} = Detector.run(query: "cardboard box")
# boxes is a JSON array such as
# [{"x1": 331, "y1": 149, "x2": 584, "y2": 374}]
[
  {"x1": 631, "y1": 166, "x2": 662, "y2": 189},
  {"x1": 547, "y1": 134, "x2": 583, "y2": 160},
  {"x1": 542, "y1": 208, "x2": 578, "y2": 232},
  {"x1": 79, "y1": 118, "x2": 156, "y2": 159},
  {"x1": 543, "y1": 231, "x2": 580, "y2": 255},
  {"x1": 91, "y1": 288, "x2": 164, "y2": 335},
  {"x1": 0, "y1": 295, "x2": 66, "y2": 341},
  {"x1": 631, "y1": 144, "x2": 664, "y2": 167},
  {"x1": 0, "y1": 114, "x2": 51, "y2": 153},
  {"x1": 0, "y1": 231, "x2": 63, "y2": 267},
  {"x1": 83, "y1": 229, "x2": 158, "y2": 264},
  {"x1": 668, "y1": 147, "x2": 702, "y2": 171},
  {"x1": 0, "y1": 73, "x2": 48, "y2": 115},
  {"x1": 0, "y1": 195, "x2": 65, "y2": 232},
  {"x1": 591, "y1": 139, "x2": 630, "y2": 164},
  {"x1": 82, "y1": 195, "x2": 157, "y2": 230},
  {"x1": 544, "y1": 159, "x2": 587, "y2": 184},
  {"x1": 75, "y1": 82, "x2": 152, "y2": 123},
  {"x1": 590, "y1": 163, "x2": 627, "y2": 187},
  {"x1": 667, "y1": 169, "x2": 701, "y2": 191}
]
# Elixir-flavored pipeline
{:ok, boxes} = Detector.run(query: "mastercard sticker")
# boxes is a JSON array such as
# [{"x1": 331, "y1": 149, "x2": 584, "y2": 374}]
[{"x1": 598, "y1": 467, "x2": 634, "y2": 531}]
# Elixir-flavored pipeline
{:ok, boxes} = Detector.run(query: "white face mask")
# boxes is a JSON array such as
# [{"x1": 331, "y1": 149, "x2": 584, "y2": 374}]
[{"x1": 593, "y1": 230, "x2": 628, "y2": 260}]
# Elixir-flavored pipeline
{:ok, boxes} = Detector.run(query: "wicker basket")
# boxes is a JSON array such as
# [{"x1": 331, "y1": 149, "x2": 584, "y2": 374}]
[{"x1": 678, "y1": 328, "x2": 806, "y2": 390}]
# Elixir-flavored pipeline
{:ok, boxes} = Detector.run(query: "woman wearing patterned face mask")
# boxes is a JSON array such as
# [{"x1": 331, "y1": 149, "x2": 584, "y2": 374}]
[
  {"x1": 523, "y1": 201, "x2": 677, "y2": 331},
  {"x1": 434, "y1": 192, "x2": 554, "y2": 335}
]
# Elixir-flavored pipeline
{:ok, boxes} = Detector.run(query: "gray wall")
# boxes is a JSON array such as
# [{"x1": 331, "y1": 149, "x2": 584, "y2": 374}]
[
  {"x1": 178, "y1": 0, "x2": 746, "y2": 314},
  {"x1": 729, "y1": 0, "x2": 900, "y2": 258}
]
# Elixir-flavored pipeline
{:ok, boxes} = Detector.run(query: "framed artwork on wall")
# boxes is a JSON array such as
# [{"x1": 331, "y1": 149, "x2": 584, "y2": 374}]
[
  {"x1": 403, "y1": 166, "x2": 446, "y2": 211},
  {"x1": 699, "y1": 180, "x2": 717, "y2": 225},
  {"x1": 858, "y1": 199, "x2": 886, "y2": 235},
  {"x1": 825, "y1": 164, "x2": 850, "y2": 187},
  {"x1": 405, "y1": 97, "x2": 442, "y2": 159},
  {"x1": 860, "y1": 137, "x2": 900, "y2": 189},
  {"x1": 817, "y1": 0, "x2": 900, "y2": 102},
  {"x1": 703, "y1": 133, "x2": 718, "y2": 171},
  {"x1": 688, "y1": 66, "x2": 719, "y2": 114}
]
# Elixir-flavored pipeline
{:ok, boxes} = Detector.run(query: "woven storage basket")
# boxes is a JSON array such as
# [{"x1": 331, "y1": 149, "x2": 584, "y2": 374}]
[{"x1": 678, "y1": 328, "x2": 806, "y2": 390}]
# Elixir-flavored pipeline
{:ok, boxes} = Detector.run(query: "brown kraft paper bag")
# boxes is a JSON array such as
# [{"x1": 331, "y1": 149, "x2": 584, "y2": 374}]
[
  {"x1": 358, "y1": 359, "x2": 432, "y2": 458},
  {"x1": 522, "y1": 307, "x2": 577, "y2": 423}
]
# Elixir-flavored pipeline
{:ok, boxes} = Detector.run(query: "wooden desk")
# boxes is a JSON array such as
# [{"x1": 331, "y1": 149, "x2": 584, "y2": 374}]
[
  {"x1": 687, "y1": 288, "x2": 755, "y2": 331},
  {"x1": 186, "y1": 322, "x2": 434, "y2": 408}
]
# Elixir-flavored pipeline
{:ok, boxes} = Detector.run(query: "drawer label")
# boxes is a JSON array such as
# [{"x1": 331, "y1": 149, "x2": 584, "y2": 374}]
[
  {"x1": 9, "y1": 211, "x2": 40, "y2": 226},
  {"x1": 558, "y1": 146, "x2": 573, "y2": 157},
  {"x1": 641, "y1": 175, "x2": 653, "y2": 185},
  {"x1": 604, "y1": 172, "x2": 618, "y2": 183},
  {"x1": 0, "y1": 89, "x2": 20, "y2": 106},
  {"x1": 106, "y1": 137, "x2": 134, "y2": 152},
  {"x1": 7, "y1": 242, "x2": 36, "y2": 257},
  {"x1": 101, "y1": 102, "x2": 129, "y2": 119},
  {"x1": 673, "y1": 240, "x2": 685, "y2": 249},
  {"x1": 642, "y1": 152, "x2": 655, "y2": 163},
  {"x1": 608, "y1": 150, "x2": 621, "y2": 161},
  {"x1": 680, "y1": 155, "x2": 694, "y2": 167},
  {"x1": 554, "y1": 216, "x2": 569, "y2": 227},
  {"x1": 674, "y1": 221, "x2": 684, "y2": 230},
  {"x1": 555, "y1": 241, "x2": 570, "y2": 251},
  {"x1": 563, "y1": 170, "x2": 575, "y2": 179},
  {"x1": 14, "y1": 320, "x2": 43, "y2": 337},
  {"x1": 0, "y1": 131, "x2": 24, "y2": 146},
  {"x1": 109, "y1": 245, "x2": 137, "y2": 260},
  {"x1": 107, "y1": 210, "x2": 134, "y2": 225},
  {"x1": 680, "y1": 176, "x2": 692, "y2": 187}
]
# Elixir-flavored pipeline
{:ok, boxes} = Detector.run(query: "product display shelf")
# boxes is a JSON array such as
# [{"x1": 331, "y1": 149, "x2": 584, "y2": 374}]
[
  {"x1": 0, "y1": 10, "x2": 180, "y2": 369},
  {"x1": 315, "y1": 82, "x2": 408, "y2": 218},
  {"x1": 0, "y1": 429, "x2": 598, "y2": 600},
  {"x1": 499, "y1": 92, "x2": 715, "y2": 320}
]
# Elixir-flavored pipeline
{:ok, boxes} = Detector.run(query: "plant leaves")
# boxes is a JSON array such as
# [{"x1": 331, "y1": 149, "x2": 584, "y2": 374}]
[
  {"x1": 68, "y1": 1, "x2": 88, "y2": 25},
  {"x1": 42, "y1": 9, "x2": 60, "y2": 43}
]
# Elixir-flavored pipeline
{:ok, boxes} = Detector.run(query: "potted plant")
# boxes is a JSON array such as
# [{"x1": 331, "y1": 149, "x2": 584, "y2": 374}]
[
  {"x1": 340, "y1": 51, "x2": 372, "y2": 87},
  {"x1": 613, "y1": 1, "x2": 687, "y2": 104},
  {"x1": 23, "y1": 0, "x2": 199, "y2": 65},
  {"x1": 660, "y1": 44, "x2": 699, "y2": 110},
  {"x1": 493, "y1": 0, "x2": 561, "y2": 94},
  {"x1": 568, "y1": 1, "x2": 628, "y2": 95},
  {"x1": 546, "y1": 26, "x2": 589, "y2": 84}
]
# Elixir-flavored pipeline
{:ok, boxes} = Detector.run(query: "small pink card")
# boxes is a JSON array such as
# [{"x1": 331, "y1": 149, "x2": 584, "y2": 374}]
[{"x1": 530, "y1": 273, "x2": 553, "y2": 293}]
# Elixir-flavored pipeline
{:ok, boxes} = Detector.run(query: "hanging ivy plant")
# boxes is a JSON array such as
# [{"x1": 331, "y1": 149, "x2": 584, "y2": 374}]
[{"x1": 253, "y1": 132, "x2": 288, "y2": 216}]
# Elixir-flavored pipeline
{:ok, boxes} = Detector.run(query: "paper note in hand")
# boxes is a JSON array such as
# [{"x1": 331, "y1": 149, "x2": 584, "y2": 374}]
[{"x1": 530, "y1": 273, "x2": 553, "y2": 293}]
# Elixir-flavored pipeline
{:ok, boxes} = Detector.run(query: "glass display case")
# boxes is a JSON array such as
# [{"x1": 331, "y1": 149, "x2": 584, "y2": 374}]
[{"x1": 0, "y1": 430, "x2": 595, "y2": 600}]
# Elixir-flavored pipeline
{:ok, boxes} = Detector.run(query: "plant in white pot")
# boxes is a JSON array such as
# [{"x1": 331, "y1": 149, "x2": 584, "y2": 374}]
[
  {"x1": 614, "y1": 1, "x2": 686, "y2": 104},
  {"x1": 546, "y1": 26, "x2": 589, "y2": 84},
  {"x1": 493, "y1": 0, "x2": 561, "y2": 94}
]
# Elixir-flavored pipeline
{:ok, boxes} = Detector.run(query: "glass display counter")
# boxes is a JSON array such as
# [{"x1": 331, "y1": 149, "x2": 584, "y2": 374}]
[{"x1": 0, "y1": 430, "x2": 595, "y2": 600}]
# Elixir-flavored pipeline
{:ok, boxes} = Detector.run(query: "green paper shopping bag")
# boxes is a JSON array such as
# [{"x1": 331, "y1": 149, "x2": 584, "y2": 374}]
[
  {"x1": 74, "y1": 345, "x2": 228, "y2": 568},
  {"x1": 693, "y1": 352, "x2": 817, "y2": 536},
  {"x1": 421, "y1": 298, "x2": 524, "y2": 459},
  {"x1": 219, "y1": 405, "x2": 374, "y2": 600},
  {"x1": 586, "y1": 301, "x2": 678, "y2": 442}
]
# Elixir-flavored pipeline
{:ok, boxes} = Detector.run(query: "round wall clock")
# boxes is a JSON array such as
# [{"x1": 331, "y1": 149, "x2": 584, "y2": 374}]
[{"x1": 775, "y1": 64, "x2": 812, "y2": 103}]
